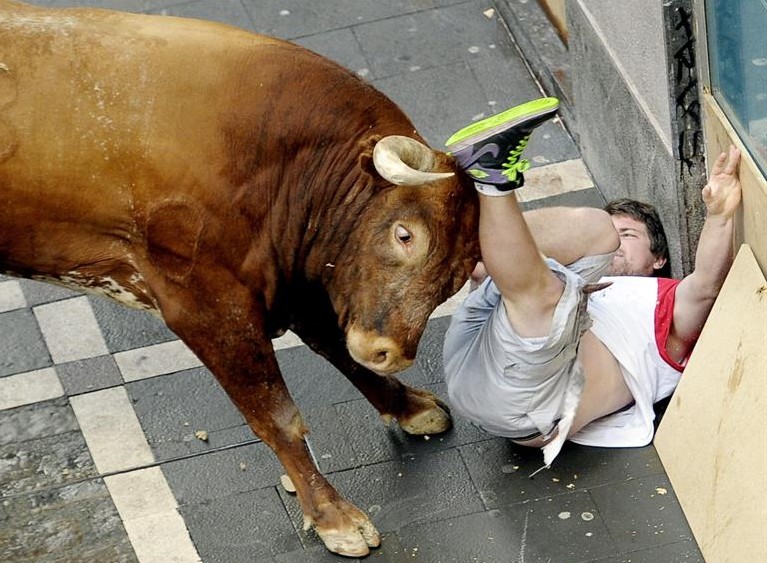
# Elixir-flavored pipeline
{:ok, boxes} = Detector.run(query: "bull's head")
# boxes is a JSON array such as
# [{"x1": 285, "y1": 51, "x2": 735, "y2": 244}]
[{"x1": 328, "y1": 135, "x2": 480, "y2": 375}]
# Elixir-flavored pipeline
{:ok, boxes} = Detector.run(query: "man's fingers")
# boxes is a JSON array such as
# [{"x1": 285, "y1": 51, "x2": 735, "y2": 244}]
[
  {"x1": 711, "y1": 150, "x2": 727, "y2": 174},
  {"x1": 723, "y1": 145, "x2": 740, "y2": 175}
]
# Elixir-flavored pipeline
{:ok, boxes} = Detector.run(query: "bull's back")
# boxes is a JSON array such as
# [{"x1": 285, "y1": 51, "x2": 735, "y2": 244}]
[
  {"x1": 0, "y1": 1, "x2": 394, "y2": 279},
  {"x1": 0, "y1": 0, "x2": 284, "y2": 203}
]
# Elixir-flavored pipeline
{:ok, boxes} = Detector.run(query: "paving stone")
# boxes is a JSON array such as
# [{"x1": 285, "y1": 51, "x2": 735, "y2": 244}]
[
  {"x1": 0, "y1": 424, "x2": 98, "y2": 497},
  {"x1": 405, "y1": 316, "x2": 451, "y2": 387},
  {"x1": 0, "y1": 309, "x2": 51, "y2": 378},
  {"x1": 34, "y1": 297, "x2": 109, "y2": 364},
  {"x1": 56, "y1": 355, "x2": 123, "y2": 396},
  {"x1": 354, "y1": 2, "x2": 512, "y2": 80},
  {"x1": 468, "y1": 40, "x2": 545, "y2": 106},
  {"x1": 0, "y1": 400, "x2": 97, "y2": 497},
  {"x1": 0, "y1": 397, "x2": 77, "y2": 446},
  {"x1": 290, "y1": 381, "x2": 485, "y2": 475},
  {"x1": 115, "y1": 340, "x2": 202, "y2": 382},
  {"x1": 146, "y1": 0, "x2": 257, "y2": 30},
  {"x1": 294, "y1": 28, "x2": 372, "y2": 78},
  {"x1": 29, "y1": 0, "x2": 147, "y2": 9},
  {"x1": 161, "y1": 442, "x2": 283, "y2": 506},
  {"x1": 0, "y1": 368, "x2": 64, "y2": 411},
  {"x1": 0, "y1": 280, "x2": 26, "y2": 313},
  {"x1": 89, "y1": 295, "x2": 176, "y2": 354},
  {"x1": 521, "y1": 186, "x2": 607, "y2": 211},
  {"x1": 593, "y1": 539, "x2": 703, "y2": 562},
  {"x1": 459, "y1": 438, "x2": 666, "y2": 509},
  {"x1": 276, "y1": 345, "x2": 363, "y2": 411},
  {"x1": 69, "y1": 386, "x2": 155, "y2": 474},
  {"x1": 127, "y1": 367, "x2": 254, "y2": 461},
  {"x1": 279, "y1": 448, "x2": 484, "y2": 549},
  {"x1": 398, "y1": 508, "x2": 524, "y2": 562},
  {"x1": 333, "y1": 386, "x2": 487, "y2": 469},
  {"x1": 300, "y1": 405, "x2": 359, "y2": 474},
  {"x1": 241, "y1": 0, "x2": 468, "y2": 40},
  {"x1": 30, "y1": 0, "x2": 180, "y2": 11},
  {"x1": 18, "y1": 278, "x2": 78, "y2": 308},
  {"x1": 397, "y1": 490, "x2": 618, "y2": 562},
  {"x1": 374, "y1": 61, "x2": 488, "y2": 148},
  {"x1": 0, "y1": 479, "x2": 137, "y2": 563},
  {"x1": 275, "y1": 532, "x2": 407, "y2": 562},
  {"x1": 179, "y1": 486, "x2": 300, "y2": 563},
  {"x1": 526, "y1": 120, "x2": 581, "y2": 167},
  {"x1": 589, "y1": 474, "x2": 695, "y2": 553}
]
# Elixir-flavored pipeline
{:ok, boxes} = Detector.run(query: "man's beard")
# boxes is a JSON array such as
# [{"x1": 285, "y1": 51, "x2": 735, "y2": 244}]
[{"x1": 606, "y1": 255, "x2": 634, "y2": 276}]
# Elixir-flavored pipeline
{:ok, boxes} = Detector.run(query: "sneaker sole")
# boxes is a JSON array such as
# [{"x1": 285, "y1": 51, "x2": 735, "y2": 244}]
[{"x1": 445, "y1": 97, "x2": 560, "y2": 149}]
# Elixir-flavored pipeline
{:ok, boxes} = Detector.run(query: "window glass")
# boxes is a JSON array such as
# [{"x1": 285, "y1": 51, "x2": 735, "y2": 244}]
[{"x1": 706, "y1": 0, "x2": 767, "y2": 175}]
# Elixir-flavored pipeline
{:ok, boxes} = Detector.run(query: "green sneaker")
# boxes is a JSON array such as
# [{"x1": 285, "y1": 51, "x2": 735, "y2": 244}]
[{"x1": 446, "y1": 97, "x2": 560, "y2": 191}]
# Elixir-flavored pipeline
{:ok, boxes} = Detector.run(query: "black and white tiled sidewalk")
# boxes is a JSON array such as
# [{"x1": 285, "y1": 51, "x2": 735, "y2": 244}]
[
  {"x1": 2, "y1": 1, "x2": 702, "y2": 561},
  {"x1": 0, "y1": 278, "x2": 701, "y2": 563}
]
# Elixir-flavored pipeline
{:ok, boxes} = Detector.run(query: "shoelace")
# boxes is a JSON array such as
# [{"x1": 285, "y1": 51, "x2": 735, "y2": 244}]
[{"x1": 501, "y1": 137, "x2": 531, "y2": 182}]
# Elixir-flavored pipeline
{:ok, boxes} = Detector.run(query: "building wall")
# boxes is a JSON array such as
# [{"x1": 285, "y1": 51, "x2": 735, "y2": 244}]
[
  {"x1": 525, "y1": 0, "x2": 764, "y2": 277},
  {"x1": 577, "y1": 0, "x2": 673, "y2": 145},
  {"x1": 567, "y1": 0, "x2": 687, "y2": 275}
]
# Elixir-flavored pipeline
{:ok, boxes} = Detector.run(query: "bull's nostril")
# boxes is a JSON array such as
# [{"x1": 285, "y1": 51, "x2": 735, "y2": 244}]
[{"x1": 375, "y1": 350, "x2": 389, "y2": 365}]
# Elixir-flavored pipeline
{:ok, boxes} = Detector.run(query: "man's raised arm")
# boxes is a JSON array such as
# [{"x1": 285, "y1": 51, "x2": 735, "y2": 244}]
[{"x1": 669, "y1": 145, "x2": 743, "y2": 362}]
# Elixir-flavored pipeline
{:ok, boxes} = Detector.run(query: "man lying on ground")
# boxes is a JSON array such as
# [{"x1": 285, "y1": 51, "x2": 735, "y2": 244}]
[{"x1": 443, "y1": 97, "x2": 742, "y2": 469}]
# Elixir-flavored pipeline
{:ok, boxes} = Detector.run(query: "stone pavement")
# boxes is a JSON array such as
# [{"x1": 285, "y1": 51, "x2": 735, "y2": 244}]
[{"x1": 1, "y1": 1, "x2": 703, "y2": 562}]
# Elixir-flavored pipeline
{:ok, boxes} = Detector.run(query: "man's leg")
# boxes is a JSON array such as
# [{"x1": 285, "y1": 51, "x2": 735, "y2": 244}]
[
  {"x1": 479, "y1": 193, "x2": 566, "y2": 337},
  {"x1": 448, "y1": 99, "x2": 618, "y2": 337},
  {"x1": 469, "y1": 207, "x2": 618, "y2": 291},
  {"x1": 523, "y1": 207, "x2": 620, "y2": 267}
]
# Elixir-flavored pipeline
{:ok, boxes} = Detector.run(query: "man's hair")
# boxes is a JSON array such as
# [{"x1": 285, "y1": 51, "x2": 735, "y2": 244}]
[{"x1": 604, "y1": 198, "x2": 672, "y2": 277}]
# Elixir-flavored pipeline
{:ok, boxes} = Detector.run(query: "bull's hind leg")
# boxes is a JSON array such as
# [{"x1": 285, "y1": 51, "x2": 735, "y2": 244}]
[
  {"x1": 293, "y1": 322, "x2": 452, "y2": 436},
  {"x1": 149, "y1": 286, "x2": 380, "y2": 557}
]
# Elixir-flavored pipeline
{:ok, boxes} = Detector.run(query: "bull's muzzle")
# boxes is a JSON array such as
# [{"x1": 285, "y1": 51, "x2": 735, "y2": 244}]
[{"x1": 346, "y1": 325, "x2": 413, "y2": 375}]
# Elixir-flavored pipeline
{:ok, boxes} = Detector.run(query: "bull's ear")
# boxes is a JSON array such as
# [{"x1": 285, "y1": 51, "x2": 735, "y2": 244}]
[
  {"x1": 373, "y1": 135, "x2": 454, "y2": 186},
  {"x1": 358, "y1": 136, "x2": 378, "y2": 177},
  {"x1": 357, "y1": 135, "x2": 381, "y2": 178}
]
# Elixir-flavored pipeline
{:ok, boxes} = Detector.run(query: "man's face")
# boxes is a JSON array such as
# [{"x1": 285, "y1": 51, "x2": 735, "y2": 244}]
[{"x1": 607, "y1": 215, "x2": 666, "y2": 276}]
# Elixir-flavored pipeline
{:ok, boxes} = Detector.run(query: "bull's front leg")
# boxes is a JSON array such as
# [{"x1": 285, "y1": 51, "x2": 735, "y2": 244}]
[
  {"x1": 293, "y1": 322, "x2": 452, "y2": 436},
  {"x1": 155, "y1": 294, "x2": 380, "y2": 556},
  {"x1": 209, "y1": 350, "x2": 380, "y2": 557}
]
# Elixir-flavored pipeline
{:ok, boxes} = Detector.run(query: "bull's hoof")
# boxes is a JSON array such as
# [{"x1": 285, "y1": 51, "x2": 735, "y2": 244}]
[
  {"x1": 398, "y1": 390, "x2": 453, "y2": 435},
  {"x1": 309, "y1": 499, "x2": 380, "y2": 557}
]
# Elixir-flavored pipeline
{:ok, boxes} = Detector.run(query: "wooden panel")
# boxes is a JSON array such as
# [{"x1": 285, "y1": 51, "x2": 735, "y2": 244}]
[
  {"x1": 538, "y1": 0, "x2": 568, "y2": 42},
  {"x1": 702, "y1": 92, "x2": 767, "y2": 273},
  {"x1": 655, "y1": 244, "x2": 767, "y2": 563}
]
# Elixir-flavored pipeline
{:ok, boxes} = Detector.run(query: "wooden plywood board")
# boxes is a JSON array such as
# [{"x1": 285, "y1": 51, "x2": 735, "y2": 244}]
[
  {"x1": 655, "y1": 244, "x2": 767, "y2": 562},
  {"x1": 538, "y1": 0, "x2": 568, "y2": 42},
  {"x1": 703, "y1": 93, "x2": 767, "y2": 274}
]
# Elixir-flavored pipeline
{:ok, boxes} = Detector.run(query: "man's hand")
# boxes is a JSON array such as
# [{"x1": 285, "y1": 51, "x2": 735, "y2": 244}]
[
  {"x1": 669, "y1": 144, "x2": 743, "y2": 364},
  {"x1": 702, "y1": 145, "x2": 742, "y2": 219}
]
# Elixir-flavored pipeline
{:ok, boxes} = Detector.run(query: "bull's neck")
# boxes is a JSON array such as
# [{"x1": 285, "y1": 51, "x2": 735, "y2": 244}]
[{"x1": 271, "y1": 143, "x2": 375, "y2": 286}]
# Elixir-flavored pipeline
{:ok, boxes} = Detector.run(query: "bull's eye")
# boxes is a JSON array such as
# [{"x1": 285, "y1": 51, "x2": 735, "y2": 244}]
[{"x1": 395, "y1": 224, "x2": 413, "y2": 245}]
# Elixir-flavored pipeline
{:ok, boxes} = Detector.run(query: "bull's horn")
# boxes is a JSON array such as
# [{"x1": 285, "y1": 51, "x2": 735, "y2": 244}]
[{"x1": 373, "y1": 135, "x2": 454, "y2": 185}]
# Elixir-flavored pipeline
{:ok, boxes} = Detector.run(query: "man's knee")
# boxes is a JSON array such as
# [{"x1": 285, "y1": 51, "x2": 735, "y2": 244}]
[
  {"x1": 470, "y1": 261, "x2": 488, "y2": 291},
  {"x1": 577, "y1": 208, "x2": 620, "y2": 255}
]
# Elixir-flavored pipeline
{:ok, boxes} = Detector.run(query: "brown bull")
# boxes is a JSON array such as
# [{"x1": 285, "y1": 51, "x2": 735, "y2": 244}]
[{"x1": 0, "y1": 0, "x2": 480, "y2": 557}]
